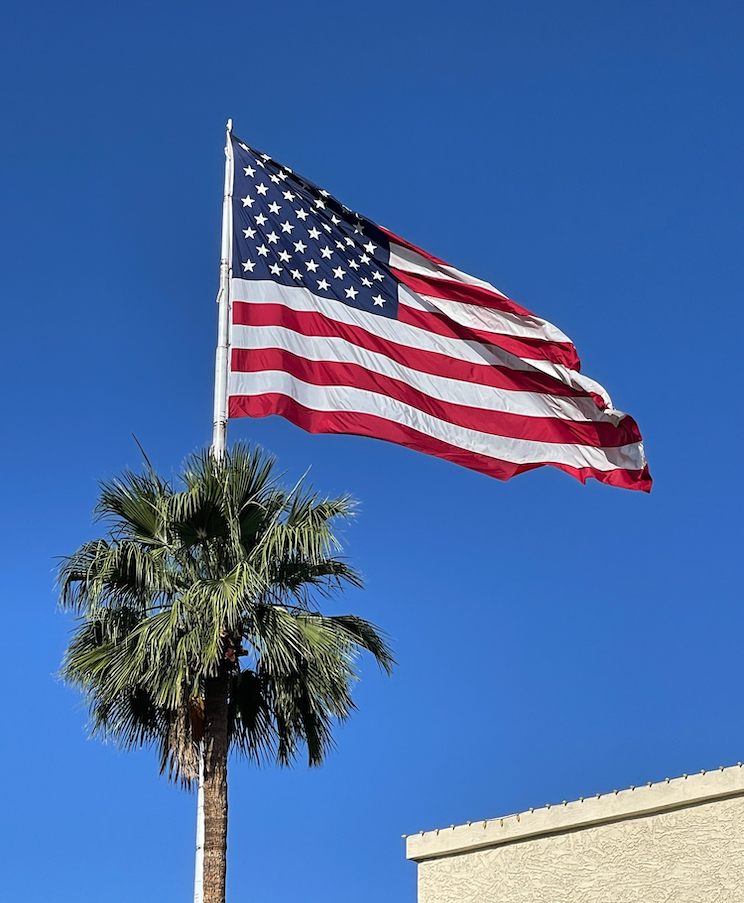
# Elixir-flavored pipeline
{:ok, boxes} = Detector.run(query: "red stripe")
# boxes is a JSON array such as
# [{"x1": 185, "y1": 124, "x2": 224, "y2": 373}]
[
  {"x1": 232, "y1": 300, "x2": 591, "y2": 400},
  {"x1": 384, "y1": 227, "x2": 553, "y2": 324},
  {"x1": 392, "y1": 266, "x2": 536, "y2": 320},
  {"x1": 228, "y1": 392, "x2": 653, "y2": 492},
  {"x1": 397, "y1": 300, "x2": 581, "y2": 371},
  {"x1": 231, "y1": 347, "x2": 642, "y2": 447},
  {"x1": 383, "y1": 228, "x2": 582, "y2": 372}
]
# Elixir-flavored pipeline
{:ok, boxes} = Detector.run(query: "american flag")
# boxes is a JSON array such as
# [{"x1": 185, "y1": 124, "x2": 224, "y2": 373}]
[{"x1": 227, "y1": 135, "x2": 651, "y2": 492}]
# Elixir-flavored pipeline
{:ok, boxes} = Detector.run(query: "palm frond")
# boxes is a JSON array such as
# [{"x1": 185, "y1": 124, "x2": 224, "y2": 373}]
[
  {"x1": 58, "y1": 441, "x2": 392, "y2": 784},
  {"x1": 95, "y1": 469, "x2": 172, "y2": 541},
  {"x1": 58, "y1": 540, "x2": 176, "y2": 614}
]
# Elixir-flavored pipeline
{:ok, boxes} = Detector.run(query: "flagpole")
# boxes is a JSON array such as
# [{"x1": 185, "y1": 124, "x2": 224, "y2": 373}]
[
  {"x1": 193, "y1": 741, "x2": 205, "y2": 903},
  {"x1": 195, "y1": 118, "x2": 234, "y2": 903},
  {"x1": 212, "y1": 118, "x2": 234, "y2": 457}
]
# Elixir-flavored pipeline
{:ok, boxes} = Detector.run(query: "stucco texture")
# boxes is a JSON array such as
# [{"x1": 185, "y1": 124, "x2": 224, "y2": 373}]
[{"x1": 418, "y1": 797, "x2": 744, "y2": 903}]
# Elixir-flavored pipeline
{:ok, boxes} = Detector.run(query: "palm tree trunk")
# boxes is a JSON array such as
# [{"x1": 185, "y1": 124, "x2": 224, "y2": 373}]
[{"x1": 203, "y1": 668, "x2": 230, "y2": 903}]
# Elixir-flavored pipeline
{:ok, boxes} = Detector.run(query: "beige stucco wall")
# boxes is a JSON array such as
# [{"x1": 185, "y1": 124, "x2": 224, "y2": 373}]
[{"x1": 407, "y1": 766, "x2": 744, "y2": 903}]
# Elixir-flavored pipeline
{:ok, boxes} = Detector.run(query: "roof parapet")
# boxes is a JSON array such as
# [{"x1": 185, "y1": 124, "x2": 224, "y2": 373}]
[{"x1": 405, "y1": 762, "x2": 744, "y2": 862}]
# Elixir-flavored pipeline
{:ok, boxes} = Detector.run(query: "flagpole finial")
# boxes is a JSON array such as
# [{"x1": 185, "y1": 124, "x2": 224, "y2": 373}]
[{"x1": 226, "y1": 118, "x2": 233, "y2": 133}]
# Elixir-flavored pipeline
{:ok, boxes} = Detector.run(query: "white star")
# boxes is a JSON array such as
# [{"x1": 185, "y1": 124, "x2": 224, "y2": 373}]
[
  {"x1": 361, "y1": 276, "x2": 372, "y2": 287},
  {"x1": 364, "y1": 241, "x2": 377, "y2": 254},
  {"x1": 314, "y1": 198, "x2": 325, "y2": 209},
  {"x1": 269, "y1": 263, "x2": 282, "y2": 276},
  {"x1": 242, "y1": 260, "x2": 256, "y2": 272},
  {"x1": 241, "y1": 195, "x2": 255, "y2": 208},
  {"x1": 243, "y1": 165, "x2": 255, "y2": 177},
  {"x1": 359, "y1": 253, "x2": 370, "y2": 264},
  {"x1": 308, "y1": 226, "x2": 321, "y2": 240},
  {"x1": 344, "y1": 237, "x2": 355, "y2": 247},
  {"x1": 255, "y1": 183, "x2": 269, "y2": 195},
  {"x1": 331, "y1": 214, "x2": 341, "y2": 225},
  {"x1": 372, "y1": 294, "x2": 386, "y2": 307},
  {"x1": 335, "y1": 241, "x2": 346, "y2": 250},
  {"x1": 322, "y1": 223, "x2": 332, "y2": 232},
  {"x1": 291, "y1": 269, "x2": 303, "y2": 280},
  {"x1": 293, "y1": 240, "x2": 307, "y2": 254},
  {"x1": 317, "y1": 278, "x2": 330, "y2": 291},
  {"x1": 320, "y1": 246, "x2": 333, "y2": 259},
  {"x1": 269, "y1": 174, "x2": 281, "y2": 184},
  {"x1": 278, "y1": 250, "x2": 291, "y2": 262},
  {"x1": 266, "y1": 231, "x2": 279, "y2": 244},
  {"x1": 255, "y1": 158, "x2": 265, "y2": 167},
  {"x1": 243, "y1": 227, "x2": 256, "y2": 239},
  {"x1": 277, "y1": 171, "x2": 288, "y2": 181},
  {"x1": 347, "y1": 259, "x2": 359, "y2": 270},
  {"x1": 353, "y1": 220, "x2": 365, "y2": 234},
  {"x1": 305, "y1": 259, "x2": 319, "y2": 272},
  {"x1": 255, "y1": 213, "x2": 268, "y2": 226},
  {"x1": 372, "y1": 270, "x2": 384, "y2": 281},
  {"x1": 281, "y1": 220, "x2": 294, "y2": 234},
  {"x1": 345, "y1": 286, "x2": 359, "y2": 300},
  {"x1": 268, "y1": 201, "x2": 282, "y2": 214},
  {"x1": 239, "y1": 143, "x2": 249, "y2": 151},
  {"x1": 332, "y1": 266, "x2": 346, "y2": 279},
  {"x1": 260, "y1": 153, "x2": 271, "y2": 161},
  {"x1": 256, "y1": 244, "x2": 269, "y2": 257},
  {"x1": 283, "y1": 190, "x2": 296, "y2": 201},
  {"x1": 319, "y1": 189, "x2": 329, "y2": 197},
  {"x1": 296, "y1": 208, "x2": 309, "y2": 221}
]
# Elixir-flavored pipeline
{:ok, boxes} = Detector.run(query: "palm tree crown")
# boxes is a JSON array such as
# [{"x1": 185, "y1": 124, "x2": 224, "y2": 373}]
[{"x1": 59, "y1": 443, "x2": 393, "y2": 902}]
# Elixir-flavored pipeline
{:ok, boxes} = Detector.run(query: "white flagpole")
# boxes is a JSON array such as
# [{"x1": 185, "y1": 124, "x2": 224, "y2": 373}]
[
  {"x1": 195, "y1": 118, "x2": 234, "y2": 903},
  {"x1": 193, "y1": 740, "x2": 205, "y2": 903},
  {"x1": 212, "y1": 118, "x2": 234, "y2": 458}
]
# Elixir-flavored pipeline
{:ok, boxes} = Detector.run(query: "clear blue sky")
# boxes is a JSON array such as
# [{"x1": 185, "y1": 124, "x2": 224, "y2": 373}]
[{"x1": 1, "y1": 1, "x2": 742, "y2": 900}]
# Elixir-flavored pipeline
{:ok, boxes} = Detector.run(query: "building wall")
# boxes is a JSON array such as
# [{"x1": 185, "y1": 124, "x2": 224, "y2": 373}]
[{"x1": 407, "y1": 766, "x2": 744, "y2": 903}]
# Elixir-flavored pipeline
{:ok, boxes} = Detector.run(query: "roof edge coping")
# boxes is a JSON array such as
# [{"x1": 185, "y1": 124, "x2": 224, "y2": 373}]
[{"x1": 405, "y1": 762, "x2": 744, "y2": 862}]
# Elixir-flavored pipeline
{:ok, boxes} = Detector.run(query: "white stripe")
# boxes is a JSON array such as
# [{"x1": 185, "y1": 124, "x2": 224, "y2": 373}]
[
  {"x1": 400, "y1": 291, "x2": 572, "y2": 345},
  {"x1": 232, "y1": 323, "x2": 627, "y2": 426},
  {"x1": 228, "y1": 370, "x2": 646, "y2": 472},
  {"x1": 388, "y1": 242, "x2": 509, "y2": 296},
  {"x1": 388, "y1": 243, "x2": 613, "y2": 403},
  {"x1": 396, "y1": 285, "x2": 612, "y2": 406},
  {"x1": 232, "y1": 279, "x2": 519, "y2": 370},
  {"x1": 231, "y1": 278, "x2": 614, "y2": 407}
]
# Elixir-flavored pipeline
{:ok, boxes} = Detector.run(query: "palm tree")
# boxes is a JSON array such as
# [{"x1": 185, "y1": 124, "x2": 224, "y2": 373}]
[{"x1": 58, "y1": 443, "x2": 393, "y2": 903}]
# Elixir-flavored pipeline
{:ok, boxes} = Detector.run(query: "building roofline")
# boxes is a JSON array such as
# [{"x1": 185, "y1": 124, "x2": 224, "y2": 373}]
[{"x1": 405, "y1": 762, "x2": 744, "y2": 862}]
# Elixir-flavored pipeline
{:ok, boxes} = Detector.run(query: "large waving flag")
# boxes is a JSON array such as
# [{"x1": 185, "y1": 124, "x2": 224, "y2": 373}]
[{"x1": 224, "y1": 133, "x2": 651, "y2": 492}]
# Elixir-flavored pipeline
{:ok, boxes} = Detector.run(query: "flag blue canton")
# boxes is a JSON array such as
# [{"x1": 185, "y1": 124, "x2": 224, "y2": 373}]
[{"x1": 231, "y1": 137, "x2": 399, "y2": 319}]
